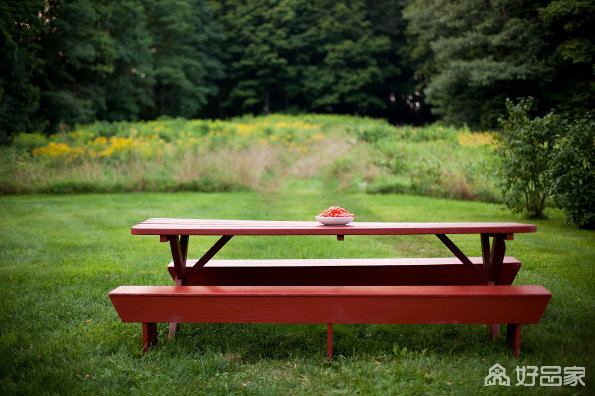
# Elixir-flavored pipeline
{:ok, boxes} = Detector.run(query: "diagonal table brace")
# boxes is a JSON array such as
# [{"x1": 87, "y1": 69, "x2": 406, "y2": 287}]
[
  {"x1": 196, "y1": 235, "x2": 233, "y2": 267},
  {"x1": 436, "y1": 234, "x2": 488, "y2": 283},
  {"x1": 182, "y1": 235, "x2": 234, "y2": 280}
]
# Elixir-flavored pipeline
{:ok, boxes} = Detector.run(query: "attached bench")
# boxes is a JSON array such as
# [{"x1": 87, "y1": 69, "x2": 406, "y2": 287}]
[
  {"x1": 109, "y1": 284, "x2": 551, "y2": 358},
  {"x1": 167, "y1": 257, "x2": 522, "y2": 286}
]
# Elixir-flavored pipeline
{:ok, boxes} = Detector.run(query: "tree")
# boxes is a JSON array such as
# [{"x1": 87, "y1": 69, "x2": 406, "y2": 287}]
[
  {"x1": 539, "y1": 0, "x2": 595, "y2": 117},
  {"x1": 213, "y1": 0, "x2": 292, "y2": 115},
  {"x1": 0, "y1": 1, "x2": 45, "y2": 142},
  {"x1": 494, "y1": 98, "x2": 561, "y2": 218},
  {"x1": 404, "y1": 0, "x2": 552, "y2": 129},
  {"x1": 99, "y1": 0, "x2": 154, "y2": 121},
  {"x1": 549, "y1": 115, "x2": 594, "y2": 228},
  {"x1": 35, "y1": 0, "x2": 115, "y2": 130},
  {"x1": 214, "y1": 0, "x2": 399, "y2": 117},
  {"x1": 365, "y1": 0, "x2": 425, "y2": 124},
  {"x1": 144, "y1": 0, "x2": 224, "y2": 118},
  {"x1": 302, "y1": 0, "x2": 390, "y2": 114}
]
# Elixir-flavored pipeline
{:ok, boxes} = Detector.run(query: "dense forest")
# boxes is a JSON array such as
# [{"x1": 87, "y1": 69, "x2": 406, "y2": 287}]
[{"x1": 1, "y1": 0, "x2": 593, "y2": 141}]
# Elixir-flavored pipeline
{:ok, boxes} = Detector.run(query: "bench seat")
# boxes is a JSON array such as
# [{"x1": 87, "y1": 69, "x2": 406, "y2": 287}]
[
  {"x1": 167, "y1": 257, "x2": 521, "y2": 285},
  {"x1": 109, "y1": 284, "x2": 550, "y2": 358}
]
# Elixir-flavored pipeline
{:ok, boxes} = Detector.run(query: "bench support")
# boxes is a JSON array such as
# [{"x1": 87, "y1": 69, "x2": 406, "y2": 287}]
[
  {"x1": 327, "y1": 324, "x2": 333, "y2": 361},
  {"x1": 507, "y1": 324, "x2": 522, "y2": 358},
  {"x1": 142, "y1": 322, "x2": 158, "y2": 354},
  {"x1": 111, "y1": 285, "x2": 550, "y2": 359}
]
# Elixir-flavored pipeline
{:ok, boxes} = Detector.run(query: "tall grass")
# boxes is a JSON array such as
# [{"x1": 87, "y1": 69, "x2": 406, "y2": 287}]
[{"x1": 1, "y1": 115, "x2": 500, "y2": 201}]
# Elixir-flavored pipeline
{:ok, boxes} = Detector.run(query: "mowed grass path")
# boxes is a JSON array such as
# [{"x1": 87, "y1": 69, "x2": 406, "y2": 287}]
[{"x1": 1, "y1": 184, "x2": 593, "y2": 394}]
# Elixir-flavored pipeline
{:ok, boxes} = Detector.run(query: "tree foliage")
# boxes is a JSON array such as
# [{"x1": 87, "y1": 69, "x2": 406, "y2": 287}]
[
  {"x1": 495, "y1": 98, "x2": 560, "y2": 218},
  {"x1": 146, "y1": 0, "x2": 224, "y2": 118},
  {"x1": 212, "y1": 0, "x2": 406, "y2": 118},
  {"x1": 0, "y1": 0, "x2": 593, "y2": 139},
  {"x1": 495, "y1": 97, "x2": 594, "y2": 227},
  {"x1": 549, "y1": 116, "x2": 594, "y2": 228},
  {"x1": 539, "y1": 0, "x2": 595, "y2": 117},
  {"x1": 404, "y1": 0, "x2": 553, "y2": 128},
  {"x1": 0, "y1": 1, "x2": 45, "y2": 142}
]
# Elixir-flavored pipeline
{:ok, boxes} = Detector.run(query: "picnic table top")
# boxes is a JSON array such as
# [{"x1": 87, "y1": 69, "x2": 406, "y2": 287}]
[{"x1": 131, "y1": 218, "x2": 536, "y2": 236}]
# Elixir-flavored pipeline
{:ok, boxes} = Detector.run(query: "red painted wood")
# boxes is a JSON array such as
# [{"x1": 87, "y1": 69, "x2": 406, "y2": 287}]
[
  {"x1": 110, "y1": 285, "x2": 551, "y2": 325},
  {"x1": 168, "y1": 257, "x2": 521, "y2": 286},
  {"x1": 142, "y1": 322, "x2": 157, "y2": 353},
  {"x1": 436, "y1": 234, "x2": 486, "y2": 281},
  {"x1": 131, "y1": 218, "x2": 537, "y2": 236},
  {"x1": 488, "y1": 280, "x2": 501, "y2": 339},
  {"x1": 169, "y1": 236, "x2": 186, "y2": 280},
  {"x1": 168, "y1": 277, "x2": 183, "y2": 339},
  {"x1": 110, "y1": 285, "x2": 550, "y2": 356},
  {"x1": 507, "y1": 324, "x2": 522, "y2": 358},
  {"x1": 488, "y1": 236, "x2": 507, "y2": 283},
  {"x1": 327, "y1": 324, "x2": 333, "y2": 361},
  {"x1": 481, "y1": 234, "x2": 491, "y2": 277},
  {"x1": 195, "y1": 235, "x2": 233, "y2": 268}
]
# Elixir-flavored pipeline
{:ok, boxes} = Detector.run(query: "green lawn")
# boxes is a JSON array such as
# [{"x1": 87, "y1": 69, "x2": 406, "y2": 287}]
[{"x1": 0, "y1": 183, "x2": 593, "y2": 394}]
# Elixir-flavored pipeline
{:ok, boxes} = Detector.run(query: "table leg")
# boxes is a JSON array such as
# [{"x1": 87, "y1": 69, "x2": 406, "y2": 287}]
[
  {"x1": 488, "y1": 235, "x2": 506, "y2": 284},
  {"x1": 481, "y1": 234, "x2": 507, "y2": 339},
  {"x1": 169, "y1": 235, "x2": 188, "y2": 281}
]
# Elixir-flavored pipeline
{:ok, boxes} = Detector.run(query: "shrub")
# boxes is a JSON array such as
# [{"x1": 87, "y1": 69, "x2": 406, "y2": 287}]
[
  {"x1": 549, "y1": 116, "x2": 594, "y2": 228},
  {"x1": 12, "y1": 132, "x2": 48, "y2": 152},
  {"x1": 494, "y1": 98, "x2": 562, "y2": 218}
]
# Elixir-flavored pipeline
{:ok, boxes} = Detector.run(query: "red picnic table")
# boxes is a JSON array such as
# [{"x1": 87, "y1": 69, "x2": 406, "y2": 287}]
[{"x1": 110, "y1": 219, "x2": 551, "y2": 358}]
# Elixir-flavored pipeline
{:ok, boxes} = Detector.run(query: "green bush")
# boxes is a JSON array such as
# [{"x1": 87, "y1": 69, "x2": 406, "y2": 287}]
[
  {"x1": 495, "y1": 98, "x2": 561, "y2": 218},
  {"x1": 549, "y1": 116, "x2": 594, "y2": 228},
  {"x1": 11, "y1": 132, "x2": 48, "y2": 152},
  {"x1": 496, "y1": 98, "x2": 594, "y2": 227}
]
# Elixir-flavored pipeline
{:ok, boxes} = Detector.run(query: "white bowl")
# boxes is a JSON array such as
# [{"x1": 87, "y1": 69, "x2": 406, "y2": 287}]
[{"x1": 315, "y1": 216, "x2": 354, "y2": 225}]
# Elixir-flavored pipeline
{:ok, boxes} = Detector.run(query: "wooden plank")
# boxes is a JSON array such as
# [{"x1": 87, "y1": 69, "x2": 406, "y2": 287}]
[
  {"x1": 132, "y1": 219, "x2": 537, "y2": 236},
  {"x1": 172, "y1": 257, "x2": 521, "y2": 286},
  {"x1": 109, "y1": 285, "x2": 551, "y2": 325}
]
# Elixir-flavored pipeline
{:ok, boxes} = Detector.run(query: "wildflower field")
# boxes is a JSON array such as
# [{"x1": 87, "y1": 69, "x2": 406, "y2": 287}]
[{"x1": 1, "y1": 114, "x2": 498, "y2": 201}]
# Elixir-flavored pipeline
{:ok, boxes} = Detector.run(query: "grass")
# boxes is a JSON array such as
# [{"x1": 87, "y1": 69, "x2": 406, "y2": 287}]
[
  {"x1": 1, "y1": 114, "x2": 500, "y2": 202},
  {"x1": 0, "y1": 181, "x2": 593, "y2": 394}
]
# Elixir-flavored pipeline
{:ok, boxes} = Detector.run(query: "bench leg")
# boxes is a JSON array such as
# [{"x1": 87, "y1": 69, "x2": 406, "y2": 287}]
[
  {"x1": 168, "y1": 277, "x2": 183, "y2": 339},
  {"x1": 486, "y1": 281, "x2": 501, "y2": 339},
  {"x1": 506, "y1": 324, "x2": 521, "y2": 358},
  {"x1": 168, "y1": 323, "x2": 178, "y2": 339},
  {"x1": 327, "y1": 323, "x2": 333, "y2": 361},
  {"x1": 142, "y1": 322, "x2": 158, "y2": 354}
]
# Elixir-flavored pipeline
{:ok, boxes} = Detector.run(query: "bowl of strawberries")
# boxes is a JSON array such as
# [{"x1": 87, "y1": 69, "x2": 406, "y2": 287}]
[{"x1": 315, "y1": 206, "x2": 355, "y2": 225}]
